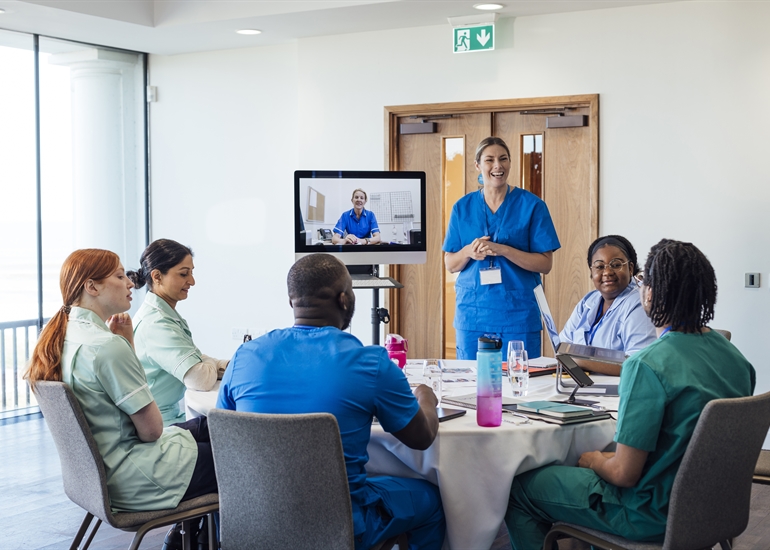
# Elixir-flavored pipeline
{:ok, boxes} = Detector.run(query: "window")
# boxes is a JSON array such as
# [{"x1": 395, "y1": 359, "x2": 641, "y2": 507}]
[{"x1": 0, "y1": 30, "x2": 148, "y2": 417}]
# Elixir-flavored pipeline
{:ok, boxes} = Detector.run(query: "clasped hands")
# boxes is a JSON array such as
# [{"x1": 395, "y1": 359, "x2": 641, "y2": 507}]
[{"x1": 468, "y1": 236, "x2": 503, "y2": 261}]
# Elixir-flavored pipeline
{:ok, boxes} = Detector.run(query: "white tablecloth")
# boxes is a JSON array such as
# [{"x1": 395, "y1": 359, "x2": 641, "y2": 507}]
[{"x1": 184, "y1": 359, "x2": 619, "y2": 550}]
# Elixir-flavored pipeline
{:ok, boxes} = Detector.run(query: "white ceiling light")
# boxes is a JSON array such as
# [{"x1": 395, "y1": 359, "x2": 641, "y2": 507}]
[
  {"x1": 236, "y1": 29, "x2": 262, "y2": 35},
  {"x1": 0, "y1": 8, "x2": 6, "y2": 14},
  {"x1": 474, "y1": 3, "x2": 504, "y2": 10}
]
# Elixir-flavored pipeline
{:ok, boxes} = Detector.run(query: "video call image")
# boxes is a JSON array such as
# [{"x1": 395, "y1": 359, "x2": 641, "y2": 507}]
[{"x1": 298, "y1": 177, "x2": 422, "y2": 246}]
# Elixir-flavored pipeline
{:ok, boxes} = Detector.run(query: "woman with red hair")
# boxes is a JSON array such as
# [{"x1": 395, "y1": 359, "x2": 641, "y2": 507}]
[{"x1": 25, "y1": 249, "x2": 216, "y2": 519}]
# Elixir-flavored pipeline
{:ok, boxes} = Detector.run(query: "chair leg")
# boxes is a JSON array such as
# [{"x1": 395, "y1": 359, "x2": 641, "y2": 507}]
[
  {"x1": 207, "y1": 513, "x2": 216, "y2": 549},
  {"x1": 70, "y1": 512, "x2": 101, "y2": 550}
]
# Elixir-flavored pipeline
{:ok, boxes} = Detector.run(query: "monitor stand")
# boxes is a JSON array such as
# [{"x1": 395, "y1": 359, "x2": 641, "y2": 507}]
[{"x1": 346, "y1": 265, "x2": 403, "y2": 345}]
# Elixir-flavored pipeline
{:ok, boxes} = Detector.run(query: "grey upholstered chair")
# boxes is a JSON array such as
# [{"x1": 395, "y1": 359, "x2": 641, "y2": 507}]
[
  {"x1": 542, "y1": 391, "x2": 770, "y2": 550},
  {"x1": 34, "y1": 381, "x2": 218, "y2": 550},
  {"x1": 714, "y1": 328, "x2": 732, "y2": 341},
  {"x1": 208, "y1": 409, "x2": 405, "y2": 550}
]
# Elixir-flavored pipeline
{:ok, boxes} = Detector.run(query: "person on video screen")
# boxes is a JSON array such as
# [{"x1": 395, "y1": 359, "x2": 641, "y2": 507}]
[{"x1": 332, "y1": 189, "x2": 382, "y2": 245}]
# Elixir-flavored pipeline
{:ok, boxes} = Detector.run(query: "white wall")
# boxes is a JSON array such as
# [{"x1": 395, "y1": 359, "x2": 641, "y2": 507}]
[
  {"x1": 149, "y1": 2, "x2": 770, "y2": 407},
  {"x1": 148, "y1": 42, "x2": 300, "y2": 352}
]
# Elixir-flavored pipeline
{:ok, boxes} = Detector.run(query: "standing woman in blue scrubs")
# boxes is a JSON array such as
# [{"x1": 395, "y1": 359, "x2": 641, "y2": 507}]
[
  {"x1": 443, "y1": 137, "x2": 561, "y2": 359},
  {"x1": 128, "y1": 239, "x2": 229, "y2": 426}
]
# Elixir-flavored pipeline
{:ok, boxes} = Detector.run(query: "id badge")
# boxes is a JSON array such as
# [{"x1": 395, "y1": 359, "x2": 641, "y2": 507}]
[{"x1": 479, "y1": 265, "x2": 502, "y2": 285}]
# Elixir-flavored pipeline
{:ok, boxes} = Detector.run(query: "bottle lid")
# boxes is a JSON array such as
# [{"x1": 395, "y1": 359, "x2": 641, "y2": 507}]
[{"x1": 477, "y1": 336, "x2": 502, "y2": 350}]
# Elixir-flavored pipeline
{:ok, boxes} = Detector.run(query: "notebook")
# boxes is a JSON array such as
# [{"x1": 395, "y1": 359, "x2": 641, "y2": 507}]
[
  {"x1": 441, "y1": 393, "x2": 518, "y2": 410},
  {"x1": 516, "y1": 400, "x2": 594, "y2": 419},
  {"x1": 502, "y1": 404, "x2": 612, "y2": 425}
]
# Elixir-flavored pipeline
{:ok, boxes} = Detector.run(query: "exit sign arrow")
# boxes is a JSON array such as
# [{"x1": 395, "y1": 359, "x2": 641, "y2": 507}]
[
  {"x1": 453, "y1": 24, "x2": 495, "y2": 53},
  {"x1": 477, "y1": 28, "x2": 491, "y2": 47}
]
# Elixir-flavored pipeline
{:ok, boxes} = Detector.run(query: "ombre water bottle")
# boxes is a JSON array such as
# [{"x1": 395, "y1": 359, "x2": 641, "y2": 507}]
[{"x1": 476, "y1": 336, "x2": 503, "y2": 427}]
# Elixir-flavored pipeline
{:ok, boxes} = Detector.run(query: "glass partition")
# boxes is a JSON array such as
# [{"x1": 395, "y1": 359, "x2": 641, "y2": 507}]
[{"x1": 0, "y1": 31, "x2": 147, "y2": 417}]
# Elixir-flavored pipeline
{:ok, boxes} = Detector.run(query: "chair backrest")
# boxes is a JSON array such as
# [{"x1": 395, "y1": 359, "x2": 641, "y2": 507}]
[
  {"x1": 713, "y1": 328, "x2": 732, "y2": 341},
  {"x1": 663, "y1": 391, "x2": 770, "y2": 549},
  {"x1": 208, "y1": 409, "x2": 355, "y2": 550},
  {"x1": 33, "y1": 381, "x2": 115, "y2": 524}
]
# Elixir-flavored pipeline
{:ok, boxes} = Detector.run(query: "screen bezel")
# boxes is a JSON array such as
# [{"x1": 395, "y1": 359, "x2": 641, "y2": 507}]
[{"x1": 294, "y1": 170, "x2": 427, "y2": 266}]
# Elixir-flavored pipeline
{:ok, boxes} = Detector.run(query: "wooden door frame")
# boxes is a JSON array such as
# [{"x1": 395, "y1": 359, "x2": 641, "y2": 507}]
[{"x1": 383, "y1": 94, "x2": 599, "y2": 345}]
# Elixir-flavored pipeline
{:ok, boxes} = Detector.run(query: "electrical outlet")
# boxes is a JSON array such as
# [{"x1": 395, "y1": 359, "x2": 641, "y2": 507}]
[
  {"x1": 745, "y1": 273, "x2": 760, "y2": 288},
  {"x1": 231, "y1": 327, "x2": 249, "y2": 340}
]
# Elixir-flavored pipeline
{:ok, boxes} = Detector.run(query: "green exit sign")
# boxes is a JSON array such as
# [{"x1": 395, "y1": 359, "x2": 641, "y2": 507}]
[{"x1": 453, "y1": 24, "x2": 495, "y2": 53}]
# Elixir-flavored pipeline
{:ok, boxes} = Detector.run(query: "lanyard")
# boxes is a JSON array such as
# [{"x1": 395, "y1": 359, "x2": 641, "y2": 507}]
[
  {"x1": 659, "y1": 326, "x2": 673, "y2": 338},
  {"x1": 480, "y1": 186, "x2": 511, "y2": 268},
  {"x1": 585, "y1": 298, "x2": 605, "y2": 345}
]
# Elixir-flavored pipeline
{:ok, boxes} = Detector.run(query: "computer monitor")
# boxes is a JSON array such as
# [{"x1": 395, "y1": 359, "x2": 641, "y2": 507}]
[{"x1": 294, "y1": 170, "x2": 427, "y2": 266}]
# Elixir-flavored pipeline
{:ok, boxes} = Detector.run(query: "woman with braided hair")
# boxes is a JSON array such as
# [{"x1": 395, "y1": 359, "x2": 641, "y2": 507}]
[{"x1": 504, "y1": 238, "x2": 755, "y2": 550}]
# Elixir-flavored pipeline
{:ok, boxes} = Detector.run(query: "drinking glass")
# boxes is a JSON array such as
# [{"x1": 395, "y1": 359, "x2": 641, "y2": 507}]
[
  {"x1": 507, "y1": 340, "x2": 524, "y2": 366},
  {"x1": 423, "y1": 359, "x2": 443, "y2": 405},
  {"x1": 508, "y1": 349, "x2": 529, "y2": 398}
]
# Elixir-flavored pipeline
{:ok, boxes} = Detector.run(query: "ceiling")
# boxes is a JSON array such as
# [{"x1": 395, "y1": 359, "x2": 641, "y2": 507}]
[{"x1": 0, "y1": 0, "x2": 684, "y2": 56}]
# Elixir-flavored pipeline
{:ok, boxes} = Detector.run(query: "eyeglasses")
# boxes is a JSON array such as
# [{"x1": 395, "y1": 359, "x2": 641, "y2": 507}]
[
  {"x1": 590, "y1": 260, "x2": 630, "y2": 275},
  {"x1": 634, "y1": 272, "x2": 645, "y2": 288}
]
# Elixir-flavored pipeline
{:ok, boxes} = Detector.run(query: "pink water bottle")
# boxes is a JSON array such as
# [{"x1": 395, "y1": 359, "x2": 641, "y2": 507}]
[
  {"x1": 477, "y1": 336, "x2": 503, "y2": 427},
  {"x1": 384, "y1": 334, "x2": 408, "y2": 368}
]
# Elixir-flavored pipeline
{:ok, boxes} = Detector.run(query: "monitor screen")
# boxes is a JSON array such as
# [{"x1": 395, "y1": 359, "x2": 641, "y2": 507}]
[{"x1": 294, "y1": 170, "x2": 427, "y2": 266}]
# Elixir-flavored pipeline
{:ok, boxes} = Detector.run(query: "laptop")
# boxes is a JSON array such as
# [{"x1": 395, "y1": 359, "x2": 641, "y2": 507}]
[{"x1": 533, "y1": 284, "x2": 626, "y2": 366}]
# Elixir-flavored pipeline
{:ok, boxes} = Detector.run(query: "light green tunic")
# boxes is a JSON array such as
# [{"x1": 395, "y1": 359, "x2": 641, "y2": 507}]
[
  {"x1": 61, "y1": 307, "x2": 197, "y2": 513},
  {"x1": 133, "y1": 292, "x2": 203, "y2": 425}
]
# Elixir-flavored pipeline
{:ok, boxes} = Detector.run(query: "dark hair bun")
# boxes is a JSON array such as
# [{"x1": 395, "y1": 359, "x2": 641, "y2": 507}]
[{"x1": 126, "y1": 270, "x2": 146, "y2": 290}]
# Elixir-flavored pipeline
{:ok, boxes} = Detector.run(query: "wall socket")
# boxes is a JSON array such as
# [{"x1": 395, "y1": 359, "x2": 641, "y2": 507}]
[
  {"x1": 745, "y1": 273, "x2": 760, "y2": 288},
  {"x1": 231, "y1": 327, "x2": 250, "y2": 341}
]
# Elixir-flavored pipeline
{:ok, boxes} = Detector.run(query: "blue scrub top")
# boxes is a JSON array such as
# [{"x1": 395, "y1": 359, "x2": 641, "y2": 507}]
[
  {"x1": 217, "y1": 326, "x2": 418, "y2": 536},
  {"x1": 442, "y1": 186, "x2": 560, "y2": 333},
  {"x1": 333, "y1": 208, "x2": 380, "y2": 239},
  {"x1": 559, "y1": 282, "x2": 657, "y2": 353}
]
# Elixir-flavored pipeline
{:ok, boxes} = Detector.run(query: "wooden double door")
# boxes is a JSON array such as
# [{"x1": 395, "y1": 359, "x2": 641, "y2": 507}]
[{"x1": 385, "y1": 95, "x2": 599, "y2": 360}]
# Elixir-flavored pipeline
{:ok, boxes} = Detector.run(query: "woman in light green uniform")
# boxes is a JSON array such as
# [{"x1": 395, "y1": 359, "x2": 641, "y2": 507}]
[
  {"x1": 505, "y1": 239, "x2": 756, "y2": 550},
  {"x1": 24, "y1": 249, "x2": 217, "y2": 514},
  {"x1": 128, "y1": 239, "x2": 228, "y2": 426}
]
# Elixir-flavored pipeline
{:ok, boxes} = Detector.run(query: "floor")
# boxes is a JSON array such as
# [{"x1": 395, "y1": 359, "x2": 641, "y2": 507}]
[{"x1": 3, "y1": 415, "x2": 770, "y2": 550}]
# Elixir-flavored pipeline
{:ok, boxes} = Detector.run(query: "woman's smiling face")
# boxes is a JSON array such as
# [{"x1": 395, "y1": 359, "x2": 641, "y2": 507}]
[
  {"x1": 475, "y1": 144, "x2": 510, "y2": 188},
  {"x1": 152, "y1": 254, "x2": 195, "y2": 307},
  {"x1": 590, "y1": 245, "x2": 632, "y2": 301},
  {"x1": 351, "y1": 191, "x2": 367, "y2": 211}
]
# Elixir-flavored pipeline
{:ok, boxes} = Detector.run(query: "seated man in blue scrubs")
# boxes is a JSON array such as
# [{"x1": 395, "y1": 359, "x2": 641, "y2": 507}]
[{"x1": 217, "y1": 254, "x2": 444, "y2": 550}]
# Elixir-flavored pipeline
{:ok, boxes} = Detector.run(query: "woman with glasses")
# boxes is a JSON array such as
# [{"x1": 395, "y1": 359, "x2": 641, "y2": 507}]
[
  {"x1": 504, "y1": 239, "x2": 755, "y2": 550},
  {"x1": 559, "y1": 235, "x2": 656, "y2": 373}
]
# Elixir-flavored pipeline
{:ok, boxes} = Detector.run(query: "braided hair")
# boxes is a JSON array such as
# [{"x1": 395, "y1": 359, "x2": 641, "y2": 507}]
[
  {"x1": 642, "y1": 239, "x2": 717, "y2": 332},
  {"x1": 586, "y1": 235, "x2": 640, "y2": 276}
]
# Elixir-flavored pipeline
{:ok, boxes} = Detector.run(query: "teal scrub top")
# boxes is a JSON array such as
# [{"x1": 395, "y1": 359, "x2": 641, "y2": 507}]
[
  {"x1": 61, "y1": 307, "x2": 197, "y2": 513},
  {"x1": 133, "y1": 292, "x2": 204, "y2": 425},
  {"x1": 614, "y1": 329, "x2": 756, "y2": 526}
]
